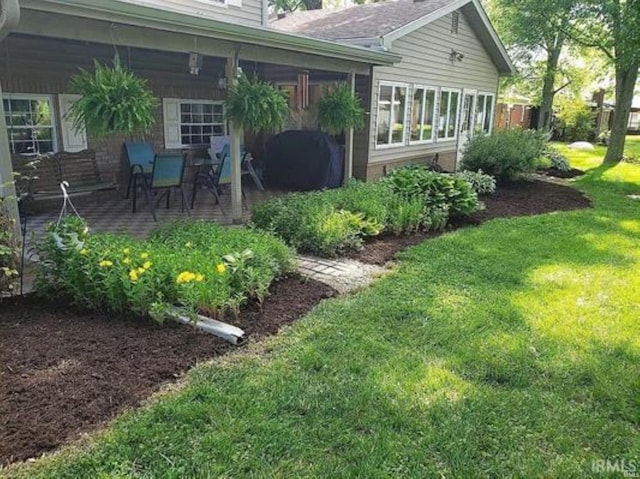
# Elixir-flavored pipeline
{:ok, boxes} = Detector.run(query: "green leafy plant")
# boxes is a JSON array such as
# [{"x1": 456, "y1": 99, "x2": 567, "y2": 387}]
[
  {"x1": 462, "y1": 129, "x2": 547, "y2": 182},
  {"x1": 540, "y1": 146, "x2": 571, "y2": 171},
  {"x1": 36, "y1": 218, "x2": 293, "y2": 321},
  {"x1": 0, "y1": 196, "x2": 20, "y2": 294},
  {"x1": 66, "y1": 56, "x2": 158, "y2": 139},
  {"x1": 318, "y1": 83, "x2": 365, "y2": 135},
  {"x1": 454, "y1": 170, "x2": 497, "y2": 195},
  {"x1": 225, "y1": 75, "x2": 290, "y2": 132}
]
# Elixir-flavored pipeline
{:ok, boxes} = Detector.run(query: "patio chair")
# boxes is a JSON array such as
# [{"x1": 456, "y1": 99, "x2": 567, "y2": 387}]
[
  {"x1": 209, "y1": 136, "x2": 265, "y2": 192},
  {"x1": 124, "y1": 142, "x2": 154, "y2": 200},
  {"x1": 133, "y1": 153, "x2": 190, "y2": 222}
]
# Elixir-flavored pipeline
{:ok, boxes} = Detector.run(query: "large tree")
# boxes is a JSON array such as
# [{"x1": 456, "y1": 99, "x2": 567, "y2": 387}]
[
  {"x1": 564, "y1": 0, "x2": 640, "y2": 163},
  {"x1": 487, "y1": 0, "x2": 578, "y2": 131}
]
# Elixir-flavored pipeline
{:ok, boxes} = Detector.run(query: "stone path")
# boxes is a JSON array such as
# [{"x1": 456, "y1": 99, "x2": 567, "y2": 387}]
[{"x1": 297, "y1": 255, "x2": 388, "y2": 294}]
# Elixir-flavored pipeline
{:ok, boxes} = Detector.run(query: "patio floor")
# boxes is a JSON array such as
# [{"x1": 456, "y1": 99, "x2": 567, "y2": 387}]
[{"x1": 22, "y1": 183, "x2": 284, "y2": 240}]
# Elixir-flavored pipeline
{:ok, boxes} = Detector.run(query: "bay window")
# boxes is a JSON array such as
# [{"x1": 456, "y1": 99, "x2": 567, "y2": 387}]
[
  {"x1": 410, "y1": 87, "x2": 436, "y2": 143},
  {"x1": 376, "y1": 82, "x2": 408, "y2": 147}
]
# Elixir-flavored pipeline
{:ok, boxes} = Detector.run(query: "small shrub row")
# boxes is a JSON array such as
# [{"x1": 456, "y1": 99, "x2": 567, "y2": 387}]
[
  {"x1": 252, "y1": 169, "x2": 488, "y2": 257},
  {"x1": 36, "y1": 217, "x2": 294, "y2": 321},
  {"x1": 462, "y1": 129, "x2": 547, "y2": 182}
]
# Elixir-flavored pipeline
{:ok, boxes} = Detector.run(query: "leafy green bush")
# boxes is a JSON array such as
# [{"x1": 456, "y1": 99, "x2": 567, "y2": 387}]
[
  {"x1": 540, "y1": 146, "x2": 571, "y2": 171},
  {"x1": 252, "y1": 170, "x2": 482, "y2": 256},
  {"x1": 0, "y1": 197, "x2": 20, "y2": 294},
  {"x1": 453, "y1": 170, "x2": 497, "y2": 195},
  {"x1": 252, "y1": 189, "x2": 383, "y2": 257},
  {"x1": 381, "y1": 166, "x2": 482, "y2": 218},
  {"x1": 36, "y1": 218, "x2": 294, "y2": 321},
  {"x1": 318, "y1": 83, "x2": 366, "y2": 135},
  {"x1": 461, "y1": 129, "x2": 547, "y2": 182}
]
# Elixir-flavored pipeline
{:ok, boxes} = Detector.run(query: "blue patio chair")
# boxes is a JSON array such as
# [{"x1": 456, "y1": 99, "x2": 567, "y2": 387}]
[
  {"x1": 134, "y1": 153, "x2": 189, "y2": 222},
  {"x1": 124, "y1": 142, "x2": 154, "y2": 200}
]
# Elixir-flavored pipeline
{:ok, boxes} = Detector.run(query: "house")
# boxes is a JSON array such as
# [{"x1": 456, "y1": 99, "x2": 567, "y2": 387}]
[
  {"x1": 0, "y1": 0, "x2": 513, "y2": 225},
  {"x1": 494, "y1": 93, "x2": 533, "y2": 131},
  {"x1": 272, "y1": 0, "x2": 514, "y2": 178}
]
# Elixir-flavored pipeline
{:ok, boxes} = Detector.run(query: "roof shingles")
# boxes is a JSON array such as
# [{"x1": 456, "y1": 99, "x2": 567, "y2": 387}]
[{"x1": 270, "y1": 0, "x2": 455, "y2": 40}]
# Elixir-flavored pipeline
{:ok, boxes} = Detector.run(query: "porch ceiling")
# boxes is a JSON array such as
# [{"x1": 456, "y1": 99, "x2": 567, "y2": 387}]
[{"x1": 16, "y1": 0, "x2": 401, "y2": 74}]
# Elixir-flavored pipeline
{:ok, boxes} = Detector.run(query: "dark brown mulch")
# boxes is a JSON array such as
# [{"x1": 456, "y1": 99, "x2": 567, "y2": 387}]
[
  {"x1": 0, "y1": 277, "x2": 336, "y2": 466},
  {"x1": 352, "y1": 179, "x2": 592, "y2": 266},
  {"x1": 538, "y1": 167, "x2": 585, "y2": 179}
]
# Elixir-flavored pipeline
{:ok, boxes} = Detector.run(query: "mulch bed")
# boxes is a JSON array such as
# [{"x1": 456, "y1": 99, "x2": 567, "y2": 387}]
[
  {"x1": 538, "y1": 167, "x2": 585, "y2": 179},
  {"x1": 0, "y1": 277, "x2": 336, "y2": 466},
  {"x1": 352, "y1": 179, "x2": 592, "y2": 266}
]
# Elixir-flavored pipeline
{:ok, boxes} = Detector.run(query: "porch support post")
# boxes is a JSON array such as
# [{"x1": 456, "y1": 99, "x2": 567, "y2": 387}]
[
  {"x1": 344, "y1": 72, "x2": 356, "y2": 184},
  {"x1": 226, "y1": 55, "x2": 243, "y2": 224},
  {"x1": 0, "y1": 82, "x2": 21, "y2": 242}
]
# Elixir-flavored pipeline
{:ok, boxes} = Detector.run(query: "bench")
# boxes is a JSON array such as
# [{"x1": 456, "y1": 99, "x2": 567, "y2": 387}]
[{"x1": 13, "y1": 150, "x2": 115, "y2": 200}]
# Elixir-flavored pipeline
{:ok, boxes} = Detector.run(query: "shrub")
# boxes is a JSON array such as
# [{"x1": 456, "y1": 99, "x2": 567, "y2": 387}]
[
  {"x1": 381, "y1": 166, "x2": 482, "y2": 218},
  {"x1": 541, "y1": 146, "x2": 571, "y2": 171},
  {"x1": 0, "y1": 197, "x2": 20, "y2": 295},
  {"x1": 252, "y1": 169, "x2": 482, "y2": 256},
  {"x1": 461, "y1": 129, "x2": 547, "y2": 182},
  {"x1": 453, "y1": 170, "x2": 497, "y2": 195},
  {"x1": 36, "y1": 217, "x2": 294, "y2": 321}
]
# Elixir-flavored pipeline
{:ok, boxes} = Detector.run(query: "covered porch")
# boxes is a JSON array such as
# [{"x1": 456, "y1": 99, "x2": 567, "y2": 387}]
[{"x1": 0, "y1": 0, "x2": 399, "y2": 242}]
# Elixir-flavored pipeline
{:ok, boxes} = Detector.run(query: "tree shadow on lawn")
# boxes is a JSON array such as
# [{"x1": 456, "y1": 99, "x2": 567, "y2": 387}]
[{"x1": 16, "y1": 200, "x2": 640, "y2": 479}]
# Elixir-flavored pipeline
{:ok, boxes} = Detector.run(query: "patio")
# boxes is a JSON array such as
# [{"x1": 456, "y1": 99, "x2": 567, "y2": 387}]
[{"x1": 22, "y1": 182, "x2": 282, "y2": 240}]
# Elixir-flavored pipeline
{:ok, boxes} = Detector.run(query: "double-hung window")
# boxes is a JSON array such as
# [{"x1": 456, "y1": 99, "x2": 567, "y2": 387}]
[
  {"x1": 375, "y1": 82, "x2": 408, "y2": 147},
  {"x1": 474, "y1": 93, "x2": 495, "y2": 135},
  {"x1": 437, "y1": 89, "x2": 460, "y2": 141},
  {"x1": 3, "y1": 94, "x2": 56, "y2": 155},
  {"x1": 410, "y1": 86, "x2": 437, "y2": 143}
]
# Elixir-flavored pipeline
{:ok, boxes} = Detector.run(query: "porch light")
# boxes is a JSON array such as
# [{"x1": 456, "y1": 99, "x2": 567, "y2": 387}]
[{"x1": 449, "y1": 49, "x2": 464, "y2": 62}]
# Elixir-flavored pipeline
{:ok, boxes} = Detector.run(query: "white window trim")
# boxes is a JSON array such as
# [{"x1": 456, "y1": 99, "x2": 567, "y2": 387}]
[
  {"x1": 476, "y1": 92, "x2": 496, "y2": 134},
  {"x1": 176, "y1": 99, "x2": 227, "y2": 149},
  {"x1": 191, "y1": 0, "x2": 230, "y2": 8},
  {"x1": 375, "y1": 81, "x2": 410, "y2": 150},
  {"x1": 437, "y1": 87, "x2": 461, "y2": 142},
  {"x1": 409, "y1": 85, "x2": 438, "y2": 146},
  {"x1": 3, "y1": 92, "x2": 58, "y2": 155}
]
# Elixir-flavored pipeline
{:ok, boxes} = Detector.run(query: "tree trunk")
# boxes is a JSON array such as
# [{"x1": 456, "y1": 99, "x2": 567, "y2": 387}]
[
  {"x1": 537, "y1": 45, "x2": 562, "y2": 131},
  {"x1": 604, "y1": 62, "x2": 639, "y2": 164}
]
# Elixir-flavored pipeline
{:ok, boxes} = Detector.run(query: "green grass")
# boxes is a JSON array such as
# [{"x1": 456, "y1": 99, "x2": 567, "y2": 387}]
[{"x1": 4, "y1": 142, "x2": 640, "y2": 478}]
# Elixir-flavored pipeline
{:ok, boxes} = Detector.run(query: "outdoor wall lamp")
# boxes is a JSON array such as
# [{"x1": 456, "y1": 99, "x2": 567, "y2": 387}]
[{"x1": 450, "y1": 49, "x2": 465, "y2": 62}]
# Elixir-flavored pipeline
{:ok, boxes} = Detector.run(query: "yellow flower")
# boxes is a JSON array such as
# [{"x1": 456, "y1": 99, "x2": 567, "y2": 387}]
[
  {"x1": 123, "y1": 248, "x2": 131, "y2": 255},
  {"x1": 140, "y1": 252, "x2": 149, "y2": 259},
  {"x1": 185, "y1": 242, "x2": 193, "y2": 248},
  {"x1": 176, "y1": 271, "x2": 197, "y2": 284},
  {"x1": 99, "y1": 260, "x2": 113, "y2": 268},
  {"x1": 129, "y1": 269, "x2": 139, "y2": 282},
  {"x1": 79, "y1": 248, "x2": 88, "y2": 256},
  {"x1": 137, "y1": 267, "x2": 146, "y2": 274},
  {"x1": 123, "y1": 257, "x2": 131, "y2": 265},
  {"x1": 216, "y1": 263, "x2": 226, "y2": 274},
  {"x1": 142, "y1": 261, "x2": 152, "y2": 270},
  {"x1": 195, "y1": 273, "x2": 205, "y2": 282}
]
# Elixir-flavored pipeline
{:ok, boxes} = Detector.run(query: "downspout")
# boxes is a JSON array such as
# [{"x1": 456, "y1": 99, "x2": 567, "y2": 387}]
[{"x1": 0, "y1": 0, "x2": 21, "y2": 240}]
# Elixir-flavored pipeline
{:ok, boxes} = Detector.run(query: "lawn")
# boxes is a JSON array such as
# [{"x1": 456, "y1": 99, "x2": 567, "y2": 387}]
[{"x1": 4, "y1": 140, "x2": 640, "y2": 478}]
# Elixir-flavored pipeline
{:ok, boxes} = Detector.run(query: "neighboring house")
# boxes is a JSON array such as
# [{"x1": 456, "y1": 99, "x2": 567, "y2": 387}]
[
  {"x1": 272, "y1": 0, "x2": 514, "y2": 178},
  {"x1": 494, "y1": 93, "x2": 533, "y2": 131},
  {"x1": 0, "y1": 0, "x2": 513, "y2": 220}
]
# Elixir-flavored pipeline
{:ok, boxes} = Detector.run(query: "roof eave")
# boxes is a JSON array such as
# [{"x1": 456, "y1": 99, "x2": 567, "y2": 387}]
[{"x1": 19, "y1": 0, "x2": 401, "y2": 66}]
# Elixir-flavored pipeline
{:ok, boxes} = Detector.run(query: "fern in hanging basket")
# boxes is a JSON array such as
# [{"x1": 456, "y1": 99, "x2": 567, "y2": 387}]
[
  {"x1": 66, "y1": 57, "x2": 158, "y2": 139},
  {"x1": 225, "y1": 75, "x2": 289, "y2": 133},
  {"x1": 318, "y1": 83, "x2": 365, "y2": 135}
]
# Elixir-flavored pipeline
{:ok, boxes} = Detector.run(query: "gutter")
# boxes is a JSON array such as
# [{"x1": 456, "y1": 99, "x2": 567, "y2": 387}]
[{"x1": 20, "y1": 0, "x2": 401, "y2": 66}]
